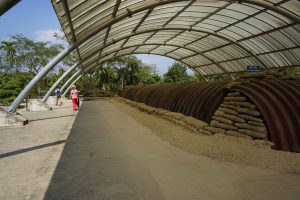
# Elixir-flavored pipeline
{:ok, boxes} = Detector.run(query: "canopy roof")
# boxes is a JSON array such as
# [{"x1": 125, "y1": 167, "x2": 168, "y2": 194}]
[{"x1": 52, "y1": 0, "x2": 300, "y2": 76}]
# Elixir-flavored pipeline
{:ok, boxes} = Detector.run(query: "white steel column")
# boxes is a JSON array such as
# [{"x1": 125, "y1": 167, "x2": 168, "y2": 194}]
[
  {"x1": 62, "y1": 74, "x2": 83, "y2": 97},
  {"x1": 8, "y1": 45, "x2": 76, "y2": 113},
  {"x1": 60, "y1": 69, "x2": 82, "y2": 94},
  {"x1": 41, "y1": 62, "x2": 79, "y2": 103}
]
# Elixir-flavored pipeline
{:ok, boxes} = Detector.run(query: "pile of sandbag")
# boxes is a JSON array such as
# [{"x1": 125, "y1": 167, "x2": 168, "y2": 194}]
[
  {"x1": 236, "y1": 71, "x2": 299, "y2": 81},
  {"x1": 199, "y1": 91, "x2": 268, "y2": 140},
  {"x1": 114, "y1": 97, "x2": 208, "y2": 133}
]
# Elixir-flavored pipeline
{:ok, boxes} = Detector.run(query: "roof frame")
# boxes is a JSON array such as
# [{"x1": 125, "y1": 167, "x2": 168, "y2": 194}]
[
  {"x1": 96, "y1": 9, "x2": 298, "y2": 70},
  {"x1": 132, "y1": 7, "x2": 154, "y2": 33},
  {"x1": 97, "y1": 0, "x2": 122, "y2": 64},
  {"x1": 162, "y1": 0, "x2": 197, "y2": 27},
  {"x1": 61, "y1": 0, "x2": 83, "y2": 68},
  {"x1": 87, "y1": 42, "x2": 231, "y2": 75},
  {"x1": 52, "y1": 0, "x2": 300, "y2": 75},
  {"x1": 82, "y1": 27, "x2": 270, "y2": 70},
  {"x1": 160, "y1": 1, "x2": 234, "y2": 54},
  {"x1": 69, "y1": 0, "x2": 299, "y2": 47},
  {"x1": 83, "y1": 51, "x2": 208, "y2": 80}
]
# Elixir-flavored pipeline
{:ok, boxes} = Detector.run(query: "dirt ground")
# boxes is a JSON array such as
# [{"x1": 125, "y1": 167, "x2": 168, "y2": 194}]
[{"x1": 112, "y1": 98, "x2": 300, "y2": 173}]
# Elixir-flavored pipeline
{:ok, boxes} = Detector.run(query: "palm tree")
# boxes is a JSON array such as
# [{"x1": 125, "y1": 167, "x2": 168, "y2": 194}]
[{"x1": 0, "y1": 41, "x2": 17, "y2": 73}]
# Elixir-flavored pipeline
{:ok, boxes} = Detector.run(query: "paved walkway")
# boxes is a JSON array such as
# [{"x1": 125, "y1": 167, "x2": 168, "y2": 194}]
[
  {"x1": 0, "y1": 100, "x2": 77, "y2": 200},
  {"x1": 1, "y1": 99, "x2": 300, "y2": 200}
]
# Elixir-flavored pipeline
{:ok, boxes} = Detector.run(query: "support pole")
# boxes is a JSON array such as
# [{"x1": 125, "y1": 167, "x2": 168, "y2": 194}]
[
  {"x1": 7, "y1": 45, "x2": 75, "y2": 113},
  {"x1": 41, "y1": 62, "x2": 79, "y2": 103},
  {"x1": 61, "y1": 69, "x2": 82, "y2": 93},
  {"x1": 62, "y1": 75, "x2": 83, "y2": 97}
]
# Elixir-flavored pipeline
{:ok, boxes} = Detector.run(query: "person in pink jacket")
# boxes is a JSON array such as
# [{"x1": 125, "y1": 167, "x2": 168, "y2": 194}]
[{"x1": 70, "y1": 85, "x2": 79, "y2": 111}]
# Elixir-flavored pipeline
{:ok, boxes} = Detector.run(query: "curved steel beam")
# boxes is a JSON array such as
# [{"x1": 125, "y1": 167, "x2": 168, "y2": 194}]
[
  {"x1": 81, "y1": 27, "x2": 269, "y2": 70},
  {"x1": 71, "y1": 0, "x2": 299, "y2": 70},
  {"x1": 51, "y1": 0, "x2": 298, "y2": 101},
  {"x1": 7, "y1": 0, "x2": 183, "y2": 113},
  {"x1": 62, "y1": 74, "x2": 83, "y2": 97},
  {"x1": 237, "y1": 0, "x2": 300, "y2": 24},
  {"x1": 9, "y1": 0, "x2": 297, "y2": 112},
  {"x1": 85, "y1": 42, "x2": 233, "y2": 76},
  {"x1": 47, "y1": 43, "x2": 213, "y2": 98},
  {"x1": 113, "y1": 52, "x2": 211, "y2": 80},
  {"x1": 8, "y1": 45, "x2": 76, "y2": 113},
  {"x1": 44, "y1": 43, "x2": 215, "y2": 100},
  {"x1": 83, "y1": 50, "x2": 210, "y2": 80},
  {"x1": 76, "y1": 0, "x2": 299, "y2": 44},
  {"x1": 45, "y1": 34, "x2": 238, "y2": 99},
  {"x1": 61, "y1": 70, "x2": 82, "y2": 93},
  {"x1": 41, "y1": 62, "x2": 80, "y2": 103},
  {"x1": 63, "y1": 50, "x2": 211, "y2": 89}
]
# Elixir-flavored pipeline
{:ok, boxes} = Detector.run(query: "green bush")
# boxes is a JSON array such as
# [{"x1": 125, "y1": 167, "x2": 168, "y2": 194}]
[{"x1": 0, "y1": 72, "x2": 34, "y2": 105}]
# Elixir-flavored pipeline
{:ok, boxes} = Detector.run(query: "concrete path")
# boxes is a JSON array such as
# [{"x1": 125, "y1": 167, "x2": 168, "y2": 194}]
[
  {"x1": 1, "y1": 99, "x2": 300, "y2": 200},
  {"x1": 0, "y1": 100, "x2": 77, "y2": 200}
]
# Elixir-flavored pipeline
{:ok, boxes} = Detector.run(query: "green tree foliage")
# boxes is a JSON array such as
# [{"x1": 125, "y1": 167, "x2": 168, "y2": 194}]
[
  {"x1": 0, "y1": 35, "x2": 71, "y2": 104},
  {"x1": 0, "y1": 40, "x2": 20, "y2": 73},
  {"x1": 138, "y1": 66, "x2": 161, "y2": 84},
  {"x1": 271, "y1": 67, "x2": 300, "y2": 77},
  {"x1": 76, "y1": 55, "x2": 161, "y2": 96},
  {"x1": 53, "y1": 32, "x2": 77, "y2": 67},
  {"x1": 10, "y1": 35, "x2": 63, "y2": 74},
  {"x1": 0, "y1": 72, "x2": 34, "y2": 105},
  {"x1": 163, "y1": 62, "x2": 188, "y2": 83},
  {"x1": 187, "y1": 75, "x2": 200, "y2": 82}
]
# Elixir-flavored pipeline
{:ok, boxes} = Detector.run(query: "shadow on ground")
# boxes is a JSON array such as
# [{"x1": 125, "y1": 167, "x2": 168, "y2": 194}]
[
  {"x1": 43, "y1": 100, "x2": 163, "y2": 200},
  {"x1": 29, "y1": 114, "x2": 75, "y2": 122},
  {"x1": 51, "y1": 106, "x2": 73, "y2": 110},
  {"x1": 0, "y1": 140, "x2": 66, "y2": 159}
]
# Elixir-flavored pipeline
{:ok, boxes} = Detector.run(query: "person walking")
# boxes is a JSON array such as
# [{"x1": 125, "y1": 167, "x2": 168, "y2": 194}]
[
  {"x1": 70, "y1": 85, "x2": 79, "y2": 111},
  {"x1": 55, "y1": 88, "x2": 62, "y2": 106}
]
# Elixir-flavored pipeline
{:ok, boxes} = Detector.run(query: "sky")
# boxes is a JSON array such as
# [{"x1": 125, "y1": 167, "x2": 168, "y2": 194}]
[{"x1": 0, "y1": 0, "x2": 193, "y2": 75}]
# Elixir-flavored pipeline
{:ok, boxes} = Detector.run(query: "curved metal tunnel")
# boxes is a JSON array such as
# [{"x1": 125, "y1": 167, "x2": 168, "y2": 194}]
[
  {"x1": 119, "y1": 79, "x2": 300, "y2": 152},
  {"x1": 233, "y1": 80, "x2": 300, "y2": 152},
  {"x1": 47, "y1": 1, "x2": 299, "y2": 99},
  {"x1": 7, "y1": 0, "x2": 300, "y2": 116}
]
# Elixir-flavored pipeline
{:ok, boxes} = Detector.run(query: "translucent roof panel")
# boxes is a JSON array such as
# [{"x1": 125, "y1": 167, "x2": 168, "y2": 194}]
[{"x1": 52, "y1": 0, "x2": 300, "y2": 76}]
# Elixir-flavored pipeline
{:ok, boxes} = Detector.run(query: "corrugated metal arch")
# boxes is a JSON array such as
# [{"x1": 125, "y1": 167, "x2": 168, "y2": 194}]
[
  {"x1": 82, "y1": 50, "x2": 205, "y2": 78},
  {"x1": 83, "y1": 42, "x2": 231, "y2": 76},
  {"x1": 52, "y1": 0, "x2": 300, "y2": 76},
  {"x1": 233, "y1": 80, "x2": 300, "y2": 152},
  {"x1": 83, "y1": 27, "x2": 270, "y2": 70}
]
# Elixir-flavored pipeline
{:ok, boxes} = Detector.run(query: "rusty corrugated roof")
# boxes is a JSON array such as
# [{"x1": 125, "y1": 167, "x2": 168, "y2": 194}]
[
  {"x1": 233, "y1": 80, "x2": 300, "y2": 152},
  {"x1": 121, "y1": 81, "x2": 229, "y2": 123}
]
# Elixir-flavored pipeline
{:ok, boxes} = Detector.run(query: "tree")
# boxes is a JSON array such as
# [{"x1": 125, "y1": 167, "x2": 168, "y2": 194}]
[
  {"x1": 133, "y1": 63, "x2": 162, "y2": 84},
  {"x1": 11, "y1": 35, "x2": 63, "y2": 74},
  {"x1": 187, "y1": 75, "x2": 200, "y2": 82},
  {"x1": 53, "y1": 31, "x2": 77, "y2": 67},
  {"x1": 77, "y1": 55, "x2": 161, "y2": 96},
  {"x1": 111, "y1": 56, "x2": 160, "y2": 86},
  {"x1": 0, "y1": 34, "x2": 75, "y2": 103},
  {"x1": 97, "y1": 64, "x2": 118, "y2": 91},
  {"x1": 0, "y1": 72, "x2": 34, "y2": 105},
  {"x1": 143, "y1": 74, "x2": 161, "y2": 84},
  {"x1": 163, "y1": 62, "x2": 188, "y2": 83},
  {"x1": 0, "y1": 40, "x2": 20, "y2": 73},
  {"x1": 272, "y1": 67, "x2": 300, "y2": 77}
]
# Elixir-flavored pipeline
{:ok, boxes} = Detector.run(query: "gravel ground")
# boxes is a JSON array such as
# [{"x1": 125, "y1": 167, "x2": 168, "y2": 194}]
[{"x1": 112, "y1": 98, "x2": 300, "y2": 173}]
